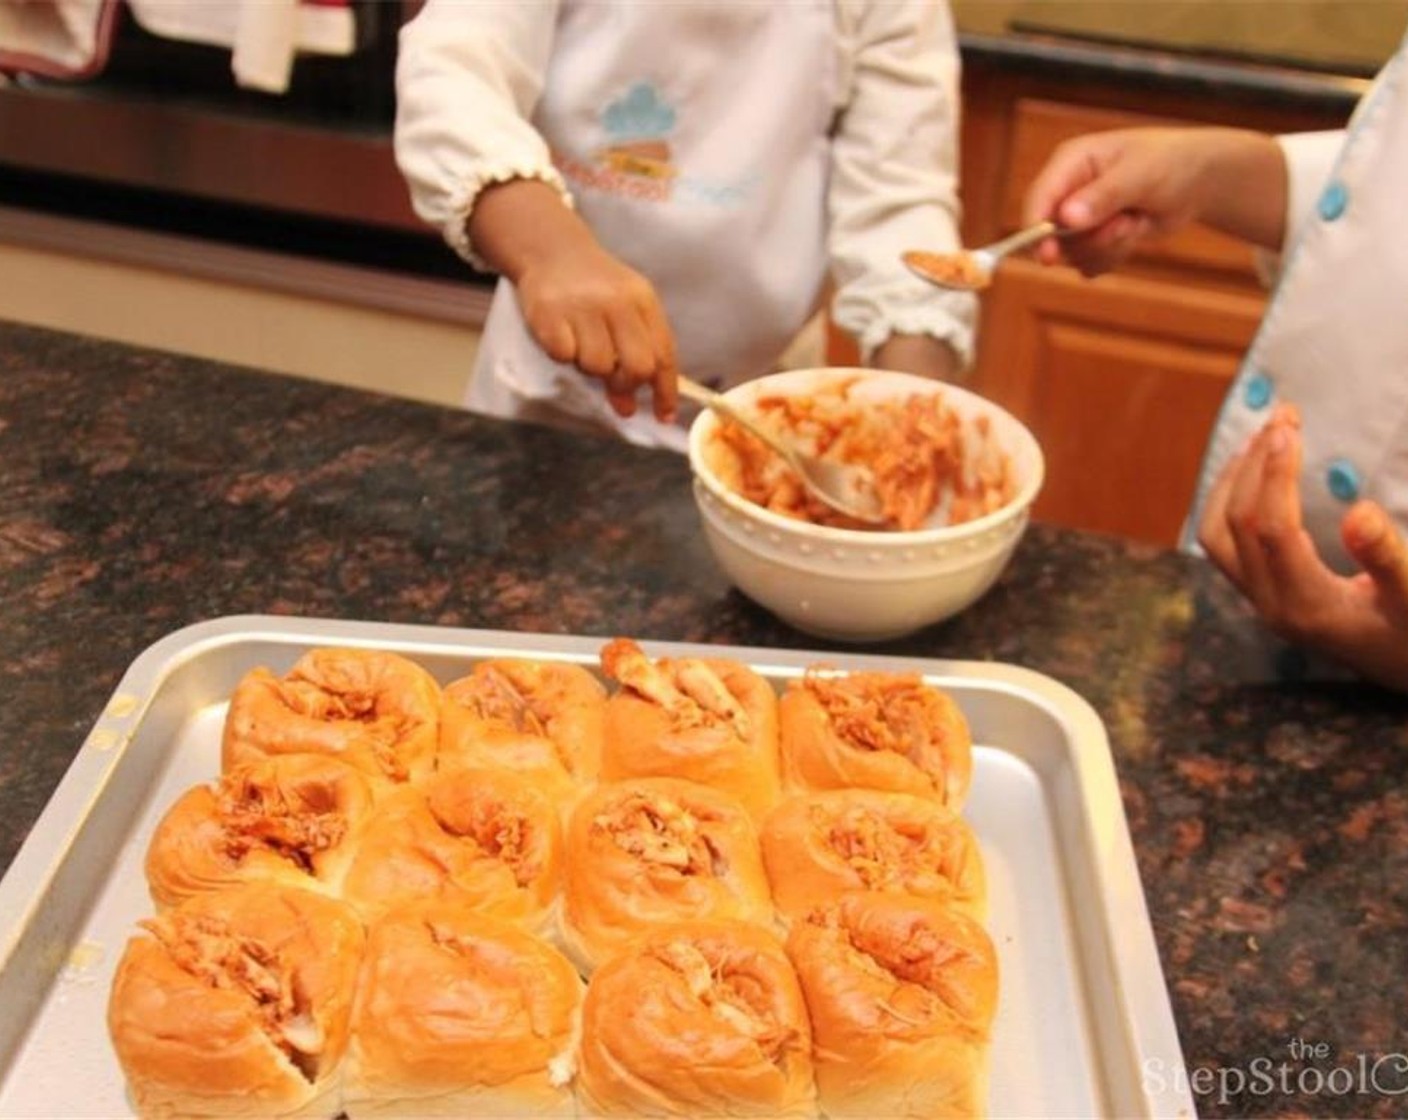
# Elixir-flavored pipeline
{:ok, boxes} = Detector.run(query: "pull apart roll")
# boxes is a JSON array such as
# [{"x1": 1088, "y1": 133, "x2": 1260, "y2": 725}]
[
  {"x1": 760, "y1": 789, "x2": 986, "y2": 922},
  {"x1": 779, "y1": 669, "x2": 973, "y2": 809},
  {"x1": 438, "y1": 658, "x2": 605, "y2": 806},
  {"x1": 107, "y1": 883, "x2": 365, "y2": 1120},
  {"x1": 562, "y1": 777, "x2": 773, "y2": 970},
  {"x1": 145, "y1": 754, "x2": 376, "y2": 908},
  {"x1": 222, "y1": 647, "x2": 441, "y2": 787},
  {"x1": 785, "y1": 890, "x2": 998, "y2": 1119},
  {"x1": 600, "y1": 638, "x2": 781, "y2": 819},
  {"x1": 343, "y1": 902, "x2": 583, "y2": 1119},
  {"x1": 577, "y1": 920, "x2": 816, "y2": 1118},
  {"x1": 341, "y1": 765, "x2": 561, "y2": 931}
]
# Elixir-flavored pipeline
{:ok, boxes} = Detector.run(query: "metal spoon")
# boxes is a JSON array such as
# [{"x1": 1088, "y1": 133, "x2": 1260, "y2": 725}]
[
  {"x1": 677, "y1": 375, "x2": 887, "y2": 525},
  {"x1": 903, "y1": 220, "x2": 1065, "y2": 291}
]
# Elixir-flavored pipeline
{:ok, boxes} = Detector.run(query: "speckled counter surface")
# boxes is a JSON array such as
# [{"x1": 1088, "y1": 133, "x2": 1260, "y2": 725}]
[{"x1": 2, "y1": 321, "x2": 1405, "y2": 1117}]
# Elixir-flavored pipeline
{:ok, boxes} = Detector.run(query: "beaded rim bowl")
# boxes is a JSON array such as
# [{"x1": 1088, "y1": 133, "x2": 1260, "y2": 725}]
[{"x1": 686, "y1": 367, "x2": 1045, "y2": 641}]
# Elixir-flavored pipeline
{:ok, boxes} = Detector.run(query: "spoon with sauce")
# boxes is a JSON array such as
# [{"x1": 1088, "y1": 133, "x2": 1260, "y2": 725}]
[
  {"x1": 677, "y1": 374, "x2": 888, "y2": 526},
  {"x1": 903, "y1": 220, "x2": 1066, "y2": 291}
]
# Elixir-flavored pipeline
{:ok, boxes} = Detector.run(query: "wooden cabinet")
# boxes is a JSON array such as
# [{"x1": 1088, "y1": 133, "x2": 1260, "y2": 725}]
[
  {"x1": 830, "y1": 51, "x2": 1355, "y2": 545},
  {"x1": 973, "y1": 260, "x2": 1264, "y2": 543}
]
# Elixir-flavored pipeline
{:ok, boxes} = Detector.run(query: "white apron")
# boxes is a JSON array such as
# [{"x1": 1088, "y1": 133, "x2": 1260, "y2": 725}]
[
  {"x1": 467, "y1": 1, "x2": 837, "y2": 452},
  {"x1": 1184, "y1": 40, "x2": 1408, "y2": 574}
]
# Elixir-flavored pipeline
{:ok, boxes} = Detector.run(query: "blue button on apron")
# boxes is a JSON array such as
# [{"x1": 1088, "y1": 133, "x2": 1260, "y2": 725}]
[
  {"x1": 1326, "y1": 458, "x2": 1361, "y2": 502},
  {"x1": 1318, "y1": 181, "x2": 1348, "y2": 221},
  {"x1": 1242, "y1": 372, "x2": 1273, "y2": 410}
]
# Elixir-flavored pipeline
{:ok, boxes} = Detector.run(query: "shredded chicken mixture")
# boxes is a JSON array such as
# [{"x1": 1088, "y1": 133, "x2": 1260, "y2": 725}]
[
  {"x1": 802, "y1": 670, "x2": 945, "y2": 762},
  {"x1": 601, "y1": 638, "x2": 750, "y2": 738},
  {"x1": 805, "y1": 904, "x2": 984, "y2": 1036},
  {"x1": 593, "y1": 793, "x2": 724, "y2": 877},
  {"x1": 215, "y1": 772, "x2": 347, "y2": 871},
  {"x1": 652, "y1": 940, "x2": 795, "y2": 1064},
  {"x1": 277, "y1": 672, "x2": 408, "y2": 780},
  {"x1": 903, "y1": 249, "x2": 991, "y2": 292},
  {"x1": 458, "y1": 665, "x2": 551, "y2": 736},
  {"x1": 822, "y1": 806, "x2": 933, "y2": 890},
  {"x1": 708, "y1": 378, "x2": 1016, "y2": 531},
  {"x1": 426, "y1": 787, "x2": 538, "y2": 887},
  {"x1": 145, "y1": 912, "x2": 323, "y2": 1072}
]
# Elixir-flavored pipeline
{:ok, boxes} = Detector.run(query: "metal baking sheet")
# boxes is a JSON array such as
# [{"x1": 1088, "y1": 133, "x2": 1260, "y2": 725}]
[{"x1": 0, "y1": 615, "x2": 1195, "y2": 1119}]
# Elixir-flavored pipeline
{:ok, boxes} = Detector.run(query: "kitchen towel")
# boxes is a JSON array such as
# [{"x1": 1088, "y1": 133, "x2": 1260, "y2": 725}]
[
  {"x1": 0, "y1": 0, "x2": 120, "y2": 79},
  {"x1": 126, "y1": 0, "x2": 356, "y2": 93}
]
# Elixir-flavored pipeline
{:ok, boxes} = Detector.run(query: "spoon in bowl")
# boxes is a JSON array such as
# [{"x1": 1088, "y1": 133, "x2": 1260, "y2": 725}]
[
  {"x1": 676, "y1": 374, "x2": 887, "y2": 526},
  {"x1": 903, "y1": 219, "x2": 1067, "y2": 291}
]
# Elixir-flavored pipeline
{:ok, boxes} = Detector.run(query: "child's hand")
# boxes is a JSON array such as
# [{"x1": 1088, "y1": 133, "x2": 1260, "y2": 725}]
[
  {"x1": 467, "y1": 178, "x2": 680, "y2": 422},
  {"x1": 1196, "y1": 404, "x2": 1408, "y2": 691},
  {"x1": 1020, "y1": 127, "x2": 1207, "y2": 276},
  {"x1": 1021, "y1": 126, "x2": 1286, "y2": 276},
  {"x1": 516, "y1": 242, "x2": 680, "y2": 422}
]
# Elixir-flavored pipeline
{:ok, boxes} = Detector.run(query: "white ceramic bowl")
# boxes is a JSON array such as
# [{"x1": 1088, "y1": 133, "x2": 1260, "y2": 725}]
[{"x1": 687, "y1": 367, "x2": 1044, "y2": 642}]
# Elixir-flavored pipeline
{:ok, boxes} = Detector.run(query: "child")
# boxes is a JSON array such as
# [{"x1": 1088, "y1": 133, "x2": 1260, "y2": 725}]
[
  {"x1": 394, "y1": 0, "x2": 976, "y2": 450},
  {"x1": 1021, "y1": 36, "x2": 1408, "y2": 691}
]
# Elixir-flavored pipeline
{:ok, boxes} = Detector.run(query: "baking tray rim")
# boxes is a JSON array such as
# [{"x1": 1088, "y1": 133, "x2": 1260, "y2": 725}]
[{"x1": 0, "y1": 613, "x2": 1195, "y2": 1119}]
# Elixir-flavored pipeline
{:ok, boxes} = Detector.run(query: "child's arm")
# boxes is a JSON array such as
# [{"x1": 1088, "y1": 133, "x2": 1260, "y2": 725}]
[
  {"x1": 825, "y1": 0, "x2": 976, "y2": 381},
  {"x1": 394, "y1": 0, "x2": 567, "y2": 269},
  {"x1": 394, "y1": 1, "x2": 678, "y2": 420}
]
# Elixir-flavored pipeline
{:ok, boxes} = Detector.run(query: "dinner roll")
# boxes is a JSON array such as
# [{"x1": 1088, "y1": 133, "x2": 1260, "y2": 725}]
[
  {"x1": 341, "y1": 764, "x2": 561, "y2": 932},
  {"x1": 759, "y1": 788, "x2": 986, "y2": 922},
  {"x1": 600, "y1": 638, "x2": 781, "y2": 818},
  {"x1": 562, "y1": 777, "x2": 773, "y2": 970},
  {"x1": 577, "y1": 919, "x2": 815, "y2": 1118},
  {"x1": 343, "y1": 901, "x2": 582, "y2": 1119},
  {"x1": 144, "y1": 754, "x2": 375, "y2": 908},
  {"x1": 107, "y1": 883, "x2": 364, "y2": 1119},
  {"x1": 438, "y1": 657, "x2": 605, "y2": 805},
  {"x1": 222, "y1": 647, "x2": 441, "y2": 786},
  {"x1": 779, "y1": 669, "x2": 973, "y2": 808},
  {"x1": 786, "y1": 890, "x2": 998, "y2": 1118}
]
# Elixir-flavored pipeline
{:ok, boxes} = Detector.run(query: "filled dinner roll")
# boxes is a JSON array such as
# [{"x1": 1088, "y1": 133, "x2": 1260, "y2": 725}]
[
  {"x1": 599, "y1": 637, "x2": 781, "y2": 819},
  {"x1": 577, "y1": 920, "x2": 816, "y2": 1118},
  {"x1": 221, "y1": 647, "x2": 441, "y2": 786},
  {"x1": 438, "y1": 658, "x2": 605, "y2": 805},
  {"x1": 562, "y1": 777, "x2": 773, "y2": 970},
  {"x1": 107, "y1": 883, "x2": 365, "y2": 1119},
  {"x1": 759, "y1": 788, "x2": 986, "y2": 922},
  {"x1": 144, "y1": 754, "x2": 376, "y2": 908},
  {"x1": 779, "y1": 669, "x2": 973, "y2": 809},
  {"x1": 785, "y1": 890, "x2": 998, "y2": 1119},
  {"x1": 340, "y1": 764, "x2": 561, "y2": 931},
  {"x1": 343, "y1": 901, "x2": 582, "y2": 1119}
]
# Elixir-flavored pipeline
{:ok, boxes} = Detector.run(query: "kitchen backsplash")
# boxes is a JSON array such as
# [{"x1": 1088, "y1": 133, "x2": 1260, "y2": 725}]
[{"x1": 952, "y1": 0, "x2": 1408, "y2": 75}]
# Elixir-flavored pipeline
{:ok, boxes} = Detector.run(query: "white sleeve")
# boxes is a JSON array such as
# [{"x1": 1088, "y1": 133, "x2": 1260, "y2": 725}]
[
  {"x1": 1276, "y1": 130, "x2": 1346, "y2": 251},
  {"x1": 825, "y1": 0, "x2": 977, "y2": 367},
  {"x1": 393, "y1": 0, "x2": 572, "y2": 270}
]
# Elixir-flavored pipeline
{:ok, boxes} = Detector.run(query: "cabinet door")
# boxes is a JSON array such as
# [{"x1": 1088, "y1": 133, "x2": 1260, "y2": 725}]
[{"x1": 971, "y1": 260, "x2": 1268, "y2": 545}]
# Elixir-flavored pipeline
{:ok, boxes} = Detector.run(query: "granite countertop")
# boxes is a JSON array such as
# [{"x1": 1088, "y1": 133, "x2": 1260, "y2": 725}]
[{"x1": 2, "y1": 320, "x2": 1406, "y2": 1116}]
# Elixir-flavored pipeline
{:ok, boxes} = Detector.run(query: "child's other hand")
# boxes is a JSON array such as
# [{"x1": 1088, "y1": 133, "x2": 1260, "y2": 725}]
[
  {"x1": 1021, "y1": 126, "x2": 1285, "y2": 277},
  {"x1": 1196, "y1": 404, "x2": 1408, "y2": 691},
  {"x1": 516, "y1": 243, "x2": 680, "y2": 422},
  {"x1": 1022, "y1": 127, "x2": 1228, "y2": 276}
]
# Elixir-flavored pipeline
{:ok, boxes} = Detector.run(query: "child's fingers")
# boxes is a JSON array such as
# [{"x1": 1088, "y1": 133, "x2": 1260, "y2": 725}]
[
  {"x1": 1252, "y1": 419, "x2": 1332, "y2": 620},
  {"x1": 1227, "y1": 425, "x2": 1284, "y2": 594},
  {"x1": 1342, "y1": 501, "x2": 1408, "y2": 609},
  {"x1": 1196, "y1": 449, "x2": 1247, "y2": 589},
  {"x1": 571, "y1": 314, "x2": 617, "y2": 380}
]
